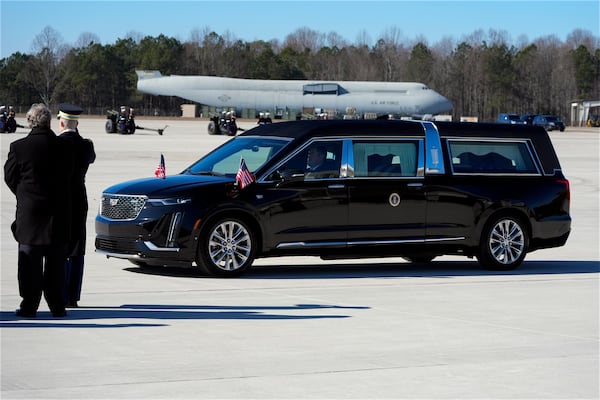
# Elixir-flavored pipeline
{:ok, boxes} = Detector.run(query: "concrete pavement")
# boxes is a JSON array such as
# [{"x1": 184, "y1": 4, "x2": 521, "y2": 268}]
[{"x1": 1, "y1": 118, "x2": 598, "y2": 399}]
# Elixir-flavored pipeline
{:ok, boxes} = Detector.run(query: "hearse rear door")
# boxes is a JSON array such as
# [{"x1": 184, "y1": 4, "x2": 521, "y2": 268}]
[{"x1": 346, "y1": 138, "x2": 427, "y2": 243}]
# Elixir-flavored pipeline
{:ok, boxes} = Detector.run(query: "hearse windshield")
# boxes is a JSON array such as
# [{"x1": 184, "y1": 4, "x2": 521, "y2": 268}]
[{"x1": 184, "y1": 136, "x2": 291, "y2": 176}]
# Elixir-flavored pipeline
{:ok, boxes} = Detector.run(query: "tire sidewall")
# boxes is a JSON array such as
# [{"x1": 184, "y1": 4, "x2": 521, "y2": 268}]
[
  {"x1": 208, "y1": 121, "x2": 218, "y2": 135},
  {"x1": 105, "y1": 119, "x2": 115, "y2": 133}
]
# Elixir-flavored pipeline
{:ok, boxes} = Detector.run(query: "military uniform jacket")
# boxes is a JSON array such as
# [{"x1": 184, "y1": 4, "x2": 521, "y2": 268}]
[
  {"x1": 4, "y1": 127, "x2": 74, "y2": 245},
  {"x1": 59, "y1": 130, "x2": 96, "y2": 256}
]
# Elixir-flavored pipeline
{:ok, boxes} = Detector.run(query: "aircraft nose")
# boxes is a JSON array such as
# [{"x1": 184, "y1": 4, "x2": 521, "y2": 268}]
[{"x1": 433, "y1": 93, "x2": 453, "y2": 115}]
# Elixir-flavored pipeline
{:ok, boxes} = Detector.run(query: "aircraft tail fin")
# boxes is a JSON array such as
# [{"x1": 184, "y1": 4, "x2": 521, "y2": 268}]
[{"x1": 136, "y1": 70, "x2": 163, "y2": 80}]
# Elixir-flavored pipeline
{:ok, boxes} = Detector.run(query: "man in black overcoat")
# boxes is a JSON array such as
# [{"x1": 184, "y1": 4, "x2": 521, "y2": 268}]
[
  {"x1": 57, "y1": 103, "x2": 96, "y2": 307},
  {"x1": 4, "y1": 103, "x2": 74, "y2": 318}
]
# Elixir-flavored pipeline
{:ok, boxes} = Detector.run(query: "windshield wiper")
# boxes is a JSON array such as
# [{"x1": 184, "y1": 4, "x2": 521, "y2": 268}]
[{"x1": 187, "y1": 170, "x2": 227, "y2": 177}]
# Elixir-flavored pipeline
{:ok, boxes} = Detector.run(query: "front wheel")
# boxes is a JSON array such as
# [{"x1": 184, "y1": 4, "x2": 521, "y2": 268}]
[
  {"x1": 477, "y1": 216, "x2": 528, "y2": 271},
  {"x1": 207, "y1": 120, "x2": 219, "y2": 135},
  {"x1": 197, "y1": 218, "x2": 256, "y2": 277},
  {"x1": 105, "y1": 119, "x2": 115, "y2": 133}
]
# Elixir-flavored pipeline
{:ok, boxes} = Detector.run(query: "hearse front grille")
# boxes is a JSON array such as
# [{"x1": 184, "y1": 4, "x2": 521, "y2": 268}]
[{"x1": 100, "y1": 194, "x2": 147, "y2": 220}]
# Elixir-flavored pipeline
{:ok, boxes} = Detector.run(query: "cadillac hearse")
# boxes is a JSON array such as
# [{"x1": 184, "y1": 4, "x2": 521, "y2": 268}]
[{"x1": 96, "y1": 120, "x2": 571, "y2": 277}]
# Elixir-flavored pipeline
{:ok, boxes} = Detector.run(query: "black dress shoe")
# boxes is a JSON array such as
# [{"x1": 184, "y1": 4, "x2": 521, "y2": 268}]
[
  {"x1": 66, "y1": 301, "x2": 78, "y2": 308},
  {"x1": 15, "y1": 309, "x2": 37, "y2": 318},
  {"x1": 51, "y1": 309, "x2": 67, "y2": 318}
]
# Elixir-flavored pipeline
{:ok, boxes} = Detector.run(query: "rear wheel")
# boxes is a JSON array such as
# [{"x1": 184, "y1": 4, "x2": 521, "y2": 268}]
[
  {"x1": 226, "y1": 122, "x2": 237, "y2": 136},
  {"x1": 477, "y1": 215, "x2": 528, "y2": 271},
  {"x1": 197, "y1": 217, "x2": 256, "y2": 277}
]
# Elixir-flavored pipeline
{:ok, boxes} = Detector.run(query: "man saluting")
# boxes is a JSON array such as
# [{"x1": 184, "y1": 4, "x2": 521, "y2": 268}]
[{"x1": 57, "y1": 103, "x2": 96, "y2": 308}]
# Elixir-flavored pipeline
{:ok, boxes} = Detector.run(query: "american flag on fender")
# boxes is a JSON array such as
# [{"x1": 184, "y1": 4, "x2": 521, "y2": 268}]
[
  {"x1": 236, "y1": 158, "x2": 255, "y2": 189},
  {"x1": 154, "y1": 153, "x2": 166, "y2": 179}
]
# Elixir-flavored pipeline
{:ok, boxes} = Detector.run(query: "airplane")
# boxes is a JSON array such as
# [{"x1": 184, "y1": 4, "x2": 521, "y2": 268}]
[{"x1": 135, "y1": 70, "x2": 453, "y2": 119}]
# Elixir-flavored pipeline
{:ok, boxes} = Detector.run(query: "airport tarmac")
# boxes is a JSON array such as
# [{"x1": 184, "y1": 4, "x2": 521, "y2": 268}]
[{"x1": 1, "y1": 118, "x2": 598, "y2": 399}]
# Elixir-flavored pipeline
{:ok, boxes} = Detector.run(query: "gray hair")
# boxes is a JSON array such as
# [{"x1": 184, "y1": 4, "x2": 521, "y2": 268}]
[{"x1": 26, "y1": 103, "x2": 52, "y2": 129}]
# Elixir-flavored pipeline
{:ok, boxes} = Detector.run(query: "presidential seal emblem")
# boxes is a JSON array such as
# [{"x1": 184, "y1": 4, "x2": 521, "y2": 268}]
[{"x1": 389, "y1": 193, "x2": 401, "y2": 207}]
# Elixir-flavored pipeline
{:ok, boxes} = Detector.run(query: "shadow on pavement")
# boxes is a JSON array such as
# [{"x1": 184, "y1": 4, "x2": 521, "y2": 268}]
[
  {"x1": 124, "y1": 259, "x2": 599, "y2": 279},
  {"x1": 0, "y1": 303, "x2": 364, "y2": 328},
  {"x1": 3, "y1": 260, "x2": 596, "y2": 328}
]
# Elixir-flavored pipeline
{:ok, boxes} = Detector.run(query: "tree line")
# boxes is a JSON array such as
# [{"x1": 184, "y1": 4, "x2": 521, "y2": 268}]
[{"x1": 1, "y1": 26, "x2": 598, "y2": 123}]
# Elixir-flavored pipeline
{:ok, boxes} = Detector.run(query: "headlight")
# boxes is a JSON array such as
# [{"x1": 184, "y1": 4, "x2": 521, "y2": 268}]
[{"x1": 146, "y1": 197, "x2": 192, "y2": 206}]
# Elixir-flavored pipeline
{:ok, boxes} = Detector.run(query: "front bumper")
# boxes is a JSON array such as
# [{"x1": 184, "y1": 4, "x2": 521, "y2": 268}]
[{"x1": 95, "y1": 207, "x2": 198, "y2": 264}]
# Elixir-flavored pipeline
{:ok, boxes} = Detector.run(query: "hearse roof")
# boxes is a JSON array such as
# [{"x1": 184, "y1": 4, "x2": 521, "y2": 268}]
[{"x1": 241, "y1": 119, "x2": 426, "y2": 140}]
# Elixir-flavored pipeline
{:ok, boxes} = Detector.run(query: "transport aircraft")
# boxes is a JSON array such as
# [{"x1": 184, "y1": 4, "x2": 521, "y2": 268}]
[{"x1": 136, "y1": 70, "x2": 452, "y2": 119}]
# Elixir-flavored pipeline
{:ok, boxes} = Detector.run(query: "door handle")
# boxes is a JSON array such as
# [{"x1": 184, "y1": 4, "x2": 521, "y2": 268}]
[
  {"x1": 407, "y1": 183, "x2": 423, "y2": 188},
  {"x1": 328, "y1": 184, "x2": 345, "y2": 189}
]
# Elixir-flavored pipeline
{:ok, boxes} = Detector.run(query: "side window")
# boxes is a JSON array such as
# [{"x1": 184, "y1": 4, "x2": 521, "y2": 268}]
[
  {"x1": 448, "y1": 140, "x2": 539, "y2": 174},
  {"x1": 282, "y1": 140, "x2": 343, "y2": 179},
  {"x1": 353, "y1": 140, "x2": 419, "y2": 177}
]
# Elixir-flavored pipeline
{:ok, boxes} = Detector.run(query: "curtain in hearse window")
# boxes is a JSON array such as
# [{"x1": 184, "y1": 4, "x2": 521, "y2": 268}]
[
  {"x1": 353, "y1": 140, "x2": 419, "y2": 177},
  {"x1": 448, "y1": 140, "x2": 538, "y2": 174}
]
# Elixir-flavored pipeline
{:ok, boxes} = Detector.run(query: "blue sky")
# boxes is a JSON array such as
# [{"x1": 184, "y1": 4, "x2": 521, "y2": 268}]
[{"x1": 1, "y1": 0, "x2": 598, "y2": 58}]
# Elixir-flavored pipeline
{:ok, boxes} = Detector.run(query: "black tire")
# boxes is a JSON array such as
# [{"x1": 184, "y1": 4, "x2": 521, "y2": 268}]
[
  {"x1": 197, "y1": 217, "x2": 256, "y2": 277},
  {"x1": 6, "y1": 119, "x2": 16, "y2": 133},
  {"x1": 207, "y1": 121, "x2": 218, "y2": 135},
  {"x1": 477, "y1": 215, "x2": 528, "y2": 271},
  {"x1": 226, "y1": 123, "x2": 237, "y2": 136},
  {"x1": 105, "y1": 119, "x2": 115, "y2": 133}
]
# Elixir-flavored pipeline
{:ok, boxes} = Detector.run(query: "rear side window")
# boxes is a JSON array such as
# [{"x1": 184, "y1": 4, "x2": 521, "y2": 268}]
[
  {"x1": 353, "y1": 140, "x2": 419, "y2": 177},
  {"x1": 448, "y1": 140, "x2": 539, "y2": 174}
]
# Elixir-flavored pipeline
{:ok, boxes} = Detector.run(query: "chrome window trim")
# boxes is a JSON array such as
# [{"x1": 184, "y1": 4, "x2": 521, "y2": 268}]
[
  {"x1": 341, "y1": 139, "x2": 353, "y2": 178},
  {"x1": 345, "y1": 136, "x2": 425, "y2": 179},
  {"x1": 258, "y1": 137, "x2": 346, "y2": 183},
  {"x1": 421, "y1": 122, "x2": 445, "y2": 175},
  {"x1": 260, "y1": 134, "x2": 427, "y2": 183},
  {"x1": 445, "y1": 137, "x2": 542, "y2": 176}
]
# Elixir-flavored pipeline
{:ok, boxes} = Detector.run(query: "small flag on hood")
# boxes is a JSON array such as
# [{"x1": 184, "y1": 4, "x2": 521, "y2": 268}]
[
  {"x1": 154, "y1": 153, "x2": 166, "y2": 179},
  {"x1": 236, "y1": 158, "x2": 255, "y2": 189}
]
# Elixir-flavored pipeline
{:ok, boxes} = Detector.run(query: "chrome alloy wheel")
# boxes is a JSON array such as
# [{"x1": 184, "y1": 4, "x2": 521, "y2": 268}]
[
  {"x1": 208, "y1": 220, "x2": 252, "y2": 271},
  {"x1": 488, "y1": 218, "x2": 525, "y2": 265}
]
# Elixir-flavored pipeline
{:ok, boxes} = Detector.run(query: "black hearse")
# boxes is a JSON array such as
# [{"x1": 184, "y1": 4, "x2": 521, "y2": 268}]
[{"x1": 95, "y1": 120, "x2": 571, "y2": 277}]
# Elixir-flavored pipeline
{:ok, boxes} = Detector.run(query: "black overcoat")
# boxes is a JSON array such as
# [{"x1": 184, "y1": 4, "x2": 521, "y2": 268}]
[
  {"x1": 58, "y1": 130, "x2": 96, "y2": 256},
  {"x1": 4, "y1": 127, "x2": 74, "y2": 245}
]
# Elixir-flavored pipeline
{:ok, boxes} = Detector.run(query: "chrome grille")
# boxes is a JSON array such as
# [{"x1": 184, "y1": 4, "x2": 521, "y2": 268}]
[{"x1": 101, "y1": 194, "x2": 147, "y2": 220}]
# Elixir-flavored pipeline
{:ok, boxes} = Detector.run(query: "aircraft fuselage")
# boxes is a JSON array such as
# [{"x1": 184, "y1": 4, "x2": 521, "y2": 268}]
[{"x1": 136, "y1": 70, "x2": 452, "y2": 117}]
